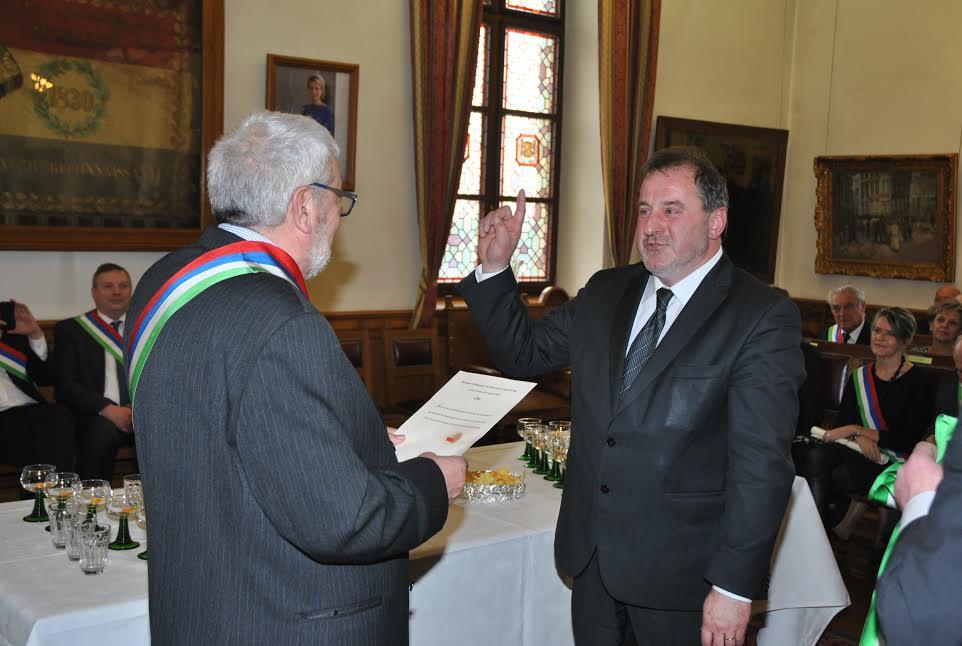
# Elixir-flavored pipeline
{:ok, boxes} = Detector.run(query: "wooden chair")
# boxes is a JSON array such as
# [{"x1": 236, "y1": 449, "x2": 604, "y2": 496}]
[
  {"x1": 382, "y1": 328, "x2": 443, "y2": 415},
  {"x1": 336, "y1": 330, "x2": 373, "y2": 392}
]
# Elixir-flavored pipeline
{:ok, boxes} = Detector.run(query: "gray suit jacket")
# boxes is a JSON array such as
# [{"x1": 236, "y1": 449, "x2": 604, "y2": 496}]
[
  {"x1": 460, "y1": 256, "x2": 803, "y2": 610},
  {"x1": 126, "y1": 227, "x2": 448, "y2": 645}
]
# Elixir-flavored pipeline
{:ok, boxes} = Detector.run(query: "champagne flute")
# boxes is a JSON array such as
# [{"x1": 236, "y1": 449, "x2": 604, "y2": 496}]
[{"x1": 20, "y1": 464, "x2": 56, "y2": 522}]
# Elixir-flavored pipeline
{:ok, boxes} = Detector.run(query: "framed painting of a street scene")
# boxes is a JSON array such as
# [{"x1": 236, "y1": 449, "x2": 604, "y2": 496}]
[
  {"x1": 814, "y1": 154, "x2": 958, "y2": 281},
  {"x1": 0, "y1": 0, "x2": 224, "y2": 251},
  {"x1": 654, "y1": 116, "x2": 788, "y2": 284},
  {"x1": 266, "y1": 54, "x2": 358, "y2": 191}
]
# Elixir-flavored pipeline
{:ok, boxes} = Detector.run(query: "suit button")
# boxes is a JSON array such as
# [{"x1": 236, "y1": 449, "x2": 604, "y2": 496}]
[
  {"x1": 600, "y1": 485, "x2": 610, "y2": 494},
  {"x1": 606, "y1": 437, "x2": 616, "y2": 447}
]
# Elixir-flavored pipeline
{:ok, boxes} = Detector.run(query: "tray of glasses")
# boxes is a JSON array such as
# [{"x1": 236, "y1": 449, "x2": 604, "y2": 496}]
[{"x1": 461, "y1": 469, "x2": 526, "y2": 503}]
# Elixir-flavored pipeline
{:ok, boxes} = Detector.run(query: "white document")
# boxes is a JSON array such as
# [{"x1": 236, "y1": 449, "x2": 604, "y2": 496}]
[
  {"x1": 394, "y1": 371, "x2": 537, "y2": 462},
  {"x1": 810, "y1": 426, "x2": 889, "y2": 465}
]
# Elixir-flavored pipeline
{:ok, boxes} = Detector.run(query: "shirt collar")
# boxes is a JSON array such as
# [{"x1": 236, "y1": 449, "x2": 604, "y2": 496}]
[
  {"x1": 218, "y1": 222, "x2": 276, "y2": 245},
  {"x1": 96, "y1": 310, "x2": 125, "y2": 325},
  {"x1": 647, "y1": 246, "x2": 724, "y2": 307}
]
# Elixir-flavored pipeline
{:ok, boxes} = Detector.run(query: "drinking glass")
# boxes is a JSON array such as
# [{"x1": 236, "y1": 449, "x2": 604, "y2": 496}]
[
  {"x1": 107, "y1": 487, "x2": 140, "y2": 550},
  {"x1": 20, "y1": 464, "x2": 56, "y2": 522},
  {"x1": 516, "y1": 418, "x2": 541, "y2": 460},
  {"x1": 44, "y1": 471, "x2": 80, "y2": 513},
  {"x1": 75, "y1": 479, "x2": 111, "y2": 524},
  {"x1": 64, "y1": 511, "x2": 85, "y2": 561},
  {"x1": 48, "y1": 506, "x2": 71, "y2": 548},
  {"x1": 551, "y1": 429, "x2": 571, "y2": 489},
  {"x1": 522, "y1": 422, "x2": 544, "y2": 469},
  {"x1": 78, "y1": 521, "x2": 111, "y2": 574},
  {"x1": 123, "y1": 474, "x2": 143, "y2": 513},
  {"x1": 136, "y1": 498, "x2": 148, "y2": 560}
]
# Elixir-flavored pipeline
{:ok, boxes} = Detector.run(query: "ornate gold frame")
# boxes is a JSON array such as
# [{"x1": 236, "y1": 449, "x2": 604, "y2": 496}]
[
  {"x1": 814, "y1": 154, "x2": 958, "y2": 281},
  {"x1": 0, "y1": 0, "x2": 224, "y2": 251}
]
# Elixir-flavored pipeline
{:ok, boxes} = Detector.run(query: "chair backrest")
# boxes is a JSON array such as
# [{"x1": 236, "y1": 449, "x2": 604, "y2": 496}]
[
  {"x1": 382, "y1": 328, "x2": 443, "y2": 407},
  {"x1": 335, "y1": 330, "x2": 373, "y2": 391}
]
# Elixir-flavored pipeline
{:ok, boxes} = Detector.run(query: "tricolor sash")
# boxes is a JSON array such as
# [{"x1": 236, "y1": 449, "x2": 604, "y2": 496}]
[
  {"x1": 0, "y1": 341, "x2": 29, "y2": 382},
  {"x1": 74, "y1": 310, "x2": 124, "y2": 363},
  {"x1": 827, "y1": 324, "x2": 845, "y2": 343},
  {"x1": 127, "y1": 241, "x2": 307, "y2": 400},
  {"x1": 859, "y1": 414, "x2": 958, "y2": 645},
  {"x1": 853, "y1": 364, "x2": 888, "y2": 432}
]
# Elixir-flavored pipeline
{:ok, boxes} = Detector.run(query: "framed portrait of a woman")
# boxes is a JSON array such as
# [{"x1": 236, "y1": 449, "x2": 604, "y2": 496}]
[{"x1": 266, "y1": 54, "x2": 358, "y2": 191}]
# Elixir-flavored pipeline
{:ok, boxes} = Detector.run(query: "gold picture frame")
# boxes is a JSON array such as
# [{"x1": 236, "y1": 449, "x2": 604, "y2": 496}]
[
  {"x1": 0, "y1": 0, "x2": 224, "y2": 251},
  {"x1": 814, "y1": 154, "x2": 958, "y2": 281}
]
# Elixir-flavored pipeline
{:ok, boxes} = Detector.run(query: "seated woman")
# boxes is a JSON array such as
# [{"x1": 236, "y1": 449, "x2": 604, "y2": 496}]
[
  {"x1": 795, "y1": 307, "x2": 933, "y2": 533},
  {"x1": 909, "y1": 298, "x2": 962, "y2": 356}
]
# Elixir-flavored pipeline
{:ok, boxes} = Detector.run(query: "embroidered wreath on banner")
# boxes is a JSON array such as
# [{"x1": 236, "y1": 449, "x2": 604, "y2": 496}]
[{"x1": 32, "y1": 59, "x2": 109, "y2": 138}]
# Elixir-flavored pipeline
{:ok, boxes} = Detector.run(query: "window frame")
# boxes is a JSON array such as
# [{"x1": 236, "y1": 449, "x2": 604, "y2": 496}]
[{"x1": 438, "y1": 0, "x2": 565, "y2": 295}]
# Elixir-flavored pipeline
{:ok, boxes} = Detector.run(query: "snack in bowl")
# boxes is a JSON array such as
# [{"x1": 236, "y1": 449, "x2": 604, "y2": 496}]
[{"x1": 462, "y1": 468, "x2": 525, "y2": 502}]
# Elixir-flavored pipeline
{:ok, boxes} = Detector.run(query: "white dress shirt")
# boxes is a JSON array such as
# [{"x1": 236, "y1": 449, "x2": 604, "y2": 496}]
[
  {"x1": 218, "y1": 222, "x2": 275, "y2": 245},
  {"x1": 844, "y1": 320, "x2": 865, "y2": 344},
  {"x1": 478, "y1": 248, "x2": 751, "y2": 602},
  {"x1": 0, "y1": 335, "x2": 47, "y2": 412},
  {"x1": 97, "y1": 311, "x2": 125, "y2": 405}
]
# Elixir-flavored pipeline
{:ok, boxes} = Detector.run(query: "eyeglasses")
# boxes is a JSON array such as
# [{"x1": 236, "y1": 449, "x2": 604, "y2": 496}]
[{"x1": 310, "y1": 182, "x2": 357, "y2": 217}]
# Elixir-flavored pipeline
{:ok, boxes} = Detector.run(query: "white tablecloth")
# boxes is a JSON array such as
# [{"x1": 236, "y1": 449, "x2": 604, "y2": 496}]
[{"x1": 0, "y1": 442, "x2": 849, "y2": 646}]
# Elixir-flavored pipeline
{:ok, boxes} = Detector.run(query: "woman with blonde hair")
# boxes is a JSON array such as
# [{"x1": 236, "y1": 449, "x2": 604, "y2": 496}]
[{"x1": 302, "y1": 73, "x2": 334, "y2": 134}]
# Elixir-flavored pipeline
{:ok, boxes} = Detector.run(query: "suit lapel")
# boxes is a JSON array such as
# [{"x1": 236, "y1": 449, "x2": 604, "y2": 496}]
[
  {"x1": 613, "y1": 255, "x2": 734, "y2": 416},
  {"x1": 608, "y1": 265, "x2": 651, "y2": 409}
]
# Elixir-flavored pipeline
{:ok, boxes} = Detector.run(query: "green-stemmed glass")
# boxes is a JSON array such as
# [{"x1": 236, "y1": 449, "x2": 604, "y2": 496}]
[
  {"x1": 75, "y1": 479, "x2": 111, "y2": 526},
  {"x1": 552, "y1": 429, "x2": 571, "y2": 489},
  {"x1": 20, "y1": 464, "x2": 56, "y2": 522},
  {"x1": 107, "y1": 487, "x2": 141, "y2": 551},
  {"x1": 516, "y1": 418, "x2": 541, "y2": 460},
  {"x1": 136, "y1": 497, "x2": 148, "y2": 560}
]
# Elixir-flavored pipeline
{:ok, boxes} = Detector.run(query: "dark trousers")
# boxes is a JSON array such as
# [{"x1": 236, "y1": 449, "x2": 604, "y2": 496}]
[
  {"x1": 75, "y1": 414, "x2": 132, "y2": 481},
  {"x1": 793, "y1": 440, "x2": 886, "y2": 528},
  {"x1": 571, "y1": 551, "x2": 702, "y2": 646},
  {"x1": 0, "y1": 403, "x2": 76, "y2": 471}
]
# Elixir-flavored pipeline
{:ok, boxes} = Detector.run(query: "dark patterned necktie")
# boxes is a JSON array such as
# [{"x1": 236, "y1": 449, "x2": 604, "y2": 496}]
[
  {"x1": 618, "y1": 288, "x2": 673, "y2": 400},
  {"x1": 842, "y1": 331, "x2": 851, "y2": 344},
  {"x1": 111, "y1": 320, "x2": 130, "y2": 406}
]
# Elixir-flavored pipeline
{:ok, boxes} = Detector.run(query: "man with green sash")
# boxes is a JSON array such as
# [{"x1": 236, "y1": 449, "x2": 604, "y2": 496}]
[
  {"x1": 876, "y1": 427, "x2": 962, "y2": 644},
  {"x1": 824, "y1": 285, "x2": 870, "y2": 345},
  {"x1": 125, "y1": 111, "x2": 465, "y2": 645},
  {"x1": 54, "y1": 263, "x2": 134, "y2": 481},
  {"x1": 0, "y1": 299, "x2": 75, "y2": 470}
]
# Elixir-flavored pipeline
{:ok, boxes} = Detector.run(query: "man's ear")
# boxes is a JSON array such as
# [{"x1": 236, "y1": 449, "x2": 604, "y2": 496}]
[
  {"x1": 290, "y1": 186, "x2": 315, "y2": 235},
  {"x1": 708, "y1": 207, "x2": 727, "y2": 240}
]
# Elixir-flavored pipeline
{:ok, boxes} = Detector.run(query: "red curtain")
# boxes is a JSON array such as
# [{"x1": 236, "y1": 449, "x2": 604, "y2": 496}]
[
  {"x1": 410, "y1": 0, "x2": 482, "y2": 328},
  {"x1": 598, "y1": 0, "x2": 661, "y2": 266}
]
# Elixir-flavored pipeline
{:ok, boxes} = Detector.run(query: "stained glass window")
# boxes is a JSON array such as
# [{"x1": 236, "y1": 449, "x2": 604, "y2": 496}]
[
  {"x1": 502, "y1": 199, "x2": 550, "y2": 281},
  {"x1": 506, "y1": 0, "x2": 558, "y2": 17},
  {"x1": 458, "y1": 112, "x2": 485, "y2": 196},
  {"x1": 503, "y1": 29, "x2": 556, "y2": 114},
  {"x1": 439, "y1": 1, "x2": 562, "y2": 285},
  {"x1": 439, "y1": 199, "x2": 481, "y2": 281},
  {"x1": 472, "y1": 24, "x2": 488, "y2": 108},
  {"x1": 501, "y1": 115, "x2": 553, "y2": 198}
]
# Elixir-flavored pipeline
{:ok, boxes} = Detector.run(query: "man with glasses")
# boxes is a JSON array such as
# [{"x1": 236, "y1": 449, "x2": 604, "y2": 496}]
[
  {"x1": 824, "y1": 285, "x2": 870, "y2": 344},
  {"x1": 126, "y1": 111, "x2": 464, "y2": 645}
]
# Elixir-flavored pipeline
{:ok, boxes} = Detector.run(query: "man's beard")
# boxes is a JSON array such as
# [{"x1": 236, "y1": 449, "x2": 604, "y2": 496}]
[{"x1": 303, "y1": 218, "x2": 332, "y2": 279}]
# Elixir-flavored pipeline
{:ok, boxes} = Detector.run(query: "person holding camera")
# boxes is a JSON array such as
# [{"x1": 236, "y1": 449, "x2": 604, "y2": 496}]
[{"x1": 0, "y1": 300, "x2": 75, "y2": 470}]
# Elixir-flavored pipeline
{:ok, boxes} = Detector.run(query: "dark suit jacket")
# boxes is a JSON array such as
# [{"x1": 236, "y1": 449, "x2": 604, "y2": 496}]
[
  {"x1": 0, "y1": 331, "x2": 53, "y2": 402},
  {"x1": 821, "y1": 321, "x2": 871, "y2": 345},
  {"x1": 459, "y1": 255, "x2": 804, "y2": 610},
  {"x1": 54, "y1": 316, "x2": 115, "y2": 415},
  {"x1": 877, "y1": 423, "x2": 962, "y2": 645},
  {"x1": 126, "y1": 227, "x2": 449, "y2": 645}
]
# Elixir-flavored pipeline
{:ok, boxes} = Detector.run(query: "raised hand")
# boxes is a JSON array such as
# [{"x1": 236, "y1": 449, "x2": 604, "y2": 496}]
[
  {"x1": 2, "y1": 301, "x2": 43, "y2": 339},
  {"x1": 478, "y1": 189, "x2": 526, "y2": 274}
]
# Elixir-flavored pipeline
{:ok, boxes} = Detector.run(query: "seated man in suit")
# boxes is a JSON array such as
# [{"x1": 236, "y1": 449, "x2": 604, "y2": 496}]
[
  {"x1": 824, "y1": 285, "x2": 870, "y2": 344},
  {"x1": 0, "y1": 300, "x2": 75, "y2": 470},
  {"x1": 933, "y1": 284, "x2": 960, "y2": 303},
  {"x1": 54, "y1": 263, "x2": 133, "y2": 480}
]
